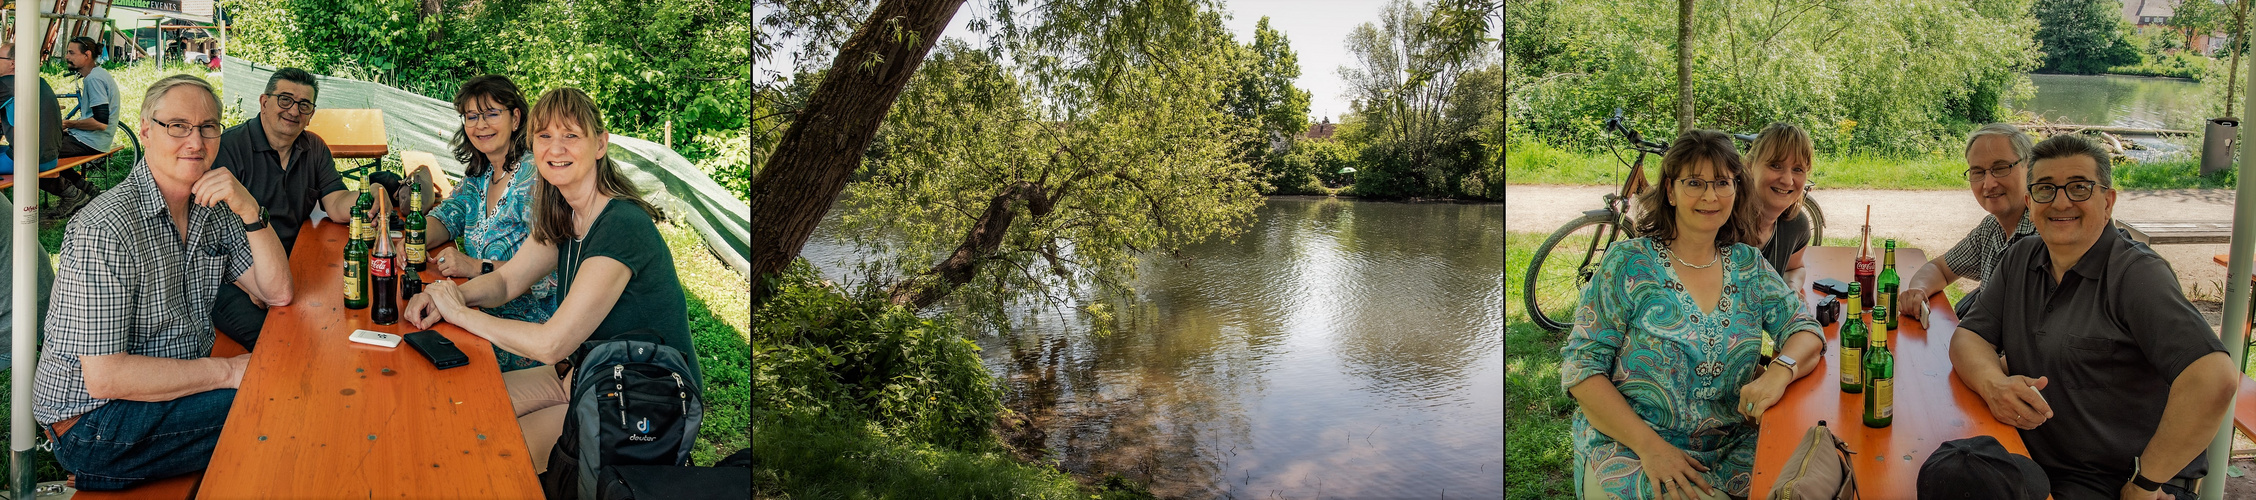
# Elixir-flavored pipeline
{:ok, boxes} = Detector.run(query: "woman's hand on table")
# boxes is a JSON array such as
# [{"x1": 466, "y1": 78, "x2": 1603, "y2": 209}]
[
  {"x1": 1737, "y1": 365, "x2": 1793, "y2": 420},
  {"x1": 1976, "y1": 373, "x2": 2053, "y2": 430},
  {"x1": 433, "y1": 246, "x2": 479, "y2": 278},
  {"x1": 404, "y1": 280, "x2": 467, "y2": 329},
  {"x1": 1630, "y1": 441, "x2": 1716, "y2": 500}
]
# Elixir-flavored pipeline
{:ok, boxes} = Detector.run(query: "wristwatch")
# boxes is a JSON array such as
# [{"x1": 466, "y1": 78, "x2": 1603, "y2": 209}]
[
  {"x1": 242, "y1": 207, "x2": 269, "y2": 233},
  {"x1": 481, "y1": 260, "x2": 495, "y2": 275},
  {"x1": 1771, "y1": 354, "x2": 1799, "y2": 375},
  {"x1": 2130, "y1": 456, "x2": 2165, "y2": 492}
]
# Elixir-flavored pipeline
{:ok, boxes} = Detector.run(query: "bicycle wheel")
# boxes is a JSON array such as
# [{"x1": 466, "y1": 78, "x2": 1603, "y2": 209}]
[
  {"x1": 1802, "y1": 196, "x2": 1826, "y2": 243},
  {"x1": 1525, "y1": 213, "x2": 1620, "y2": 332}
]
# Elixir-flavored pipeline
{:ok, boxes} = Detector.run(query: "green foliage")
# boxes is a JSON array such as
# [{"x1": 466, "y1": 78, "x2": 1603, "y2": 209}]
[
  {"x1": 1338, "y1": 0, "x2": 1499, "y2": 200},
  {"x1": 752, "y1": 412, "x2": 1099, "y2": 499},
  {"x1": 1263, "y1": 140, "x2": 1354, "y2": 194},
  {"x1": 226, "y1": 0, "x2": 752, "y2": 201},
  {"x1": 754, "y1": 259, "x2": 1002, "y2": 449},
  {"x1": 1508, "y1": 0, "x2": 2039, "y2": 157},
  {"x1": 845, "y1": 34, "x2": 1261, "y2": 313},
  {"x1": 2035, "y1": 0, "x2": 2141, "y2": 73},
  {"x1": 1222, "y1": 17, "x2": 1312, "y2": 144}
]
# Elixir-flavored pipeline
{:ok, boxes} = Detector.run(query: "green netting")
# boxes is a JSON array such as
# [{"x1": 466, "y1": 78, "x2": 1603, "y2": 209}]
[{"x1": 221, "y1": 57, "x2": 748, "y2": 277}]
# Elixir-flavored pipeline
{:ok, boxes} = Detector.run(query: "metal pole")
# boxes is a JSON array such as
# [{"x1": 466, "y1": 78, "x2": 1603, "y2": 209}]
[
  {"x1": 2202, "y1": 22, "x2": 2256, "y2": 500},
  {"x1": 10, "y1": 0, "x2": 39, "y2": 497}
]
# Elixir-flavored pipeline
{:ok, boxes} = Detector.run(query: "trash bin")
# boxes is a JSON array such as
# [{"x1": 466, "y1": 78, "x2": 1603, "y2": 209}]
[{"x1": 2203, "y1": 117, "x2": 2240, "y2": 176}]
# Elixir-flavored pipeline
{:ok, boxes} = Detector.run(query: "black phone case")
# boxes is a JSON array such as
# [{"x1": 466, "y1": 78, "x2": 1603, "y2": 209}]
[
  {"x1": 403, "y1": 330, "x2": 469, "y2": 370},
  {"x1": 1813, "y1": 278, "x2": 1851, "y2": 298}
]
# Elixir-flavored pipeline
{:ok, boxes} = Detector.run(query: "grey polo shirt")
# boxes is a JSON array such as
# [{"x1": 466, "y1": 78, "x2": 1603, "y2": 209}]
[
  {"x1": 32, "y1": 162, "x2": 253, "y2": 424},
  {"x1": 1960, "y1": 222, "x2": 2225, "y2": 492}
]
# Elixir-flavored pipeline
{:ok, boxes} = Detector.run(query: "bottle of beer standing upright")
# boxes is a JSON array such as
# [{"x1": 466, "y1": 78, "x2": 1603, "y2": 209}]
[
  {"x1": 371, "y1": 218, "x2": 399, "y2": 325},
  {"x1": 1863, "y1": 323, "x2": 1895, "y2": 428},
  {"x1": 404, "y1": 179, "x2": 426, "y2": 274},
  {"x1": 1879, "y1": 239, "x2": 1901, "y2": 331},
  {"x1": 1841, "y1": 282, "x2": 1867, "y2": 393},
  {"x1": 343, "y1": 211, "x2": 369, "y2": 310}
]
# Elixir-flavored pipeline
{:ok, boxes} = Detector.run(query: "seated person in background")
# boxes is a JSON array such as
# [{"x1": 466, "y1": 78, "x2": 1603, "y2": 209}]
[
  {"x1": 1898, "y1": 123, "x2": 2039, "y2": 323},
  {"x1": 1950, "y1": 134, "x2": 2237, "y2": 500},
  {"x1": 0, "y1": 43, "x2": 60, "y2": 174},
  {"x1": 403, "y1": 75, "x2": 559, "y2": 372},
  {"x1": 33, "y1": 74, "x2": 291, "y2": 490},
  {"x1": 42, "y1": 37, "x2": 113, "y2": 216},
  {"x1": 405, "y1": 87, "x2": 699, "y2": 473},
  {"x1": 207, "y1": 67, "x2": 355, "y2": 350},
  {"x1": 1745, "y1": 122, "x2": 1816, "y2": 285},
  {"x1": 1560, "y1": 130, "x2": 1826, "y2": 499}
]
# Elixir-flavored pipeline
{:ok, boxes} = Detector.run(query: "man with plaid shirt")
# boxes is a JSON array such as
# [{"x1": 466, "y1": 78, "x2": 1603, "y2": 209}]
[{"x1": 31, "y1": 74, "x2": 293, "y2": 491}]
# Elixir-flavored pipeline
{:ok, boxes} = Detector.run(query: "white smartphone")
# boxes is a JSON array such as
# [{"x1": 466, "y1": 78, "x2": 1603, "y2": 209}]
[{"x1": 348, "y1": 329, "x2": 403, "y2": 348}]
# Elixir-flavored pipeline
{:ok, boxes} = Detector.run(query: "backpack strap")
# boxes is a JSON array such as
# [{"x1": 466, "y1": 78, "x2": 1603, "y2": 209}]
[{"x1": 555, "y1": 328, "x2": 670, "y2": 380}]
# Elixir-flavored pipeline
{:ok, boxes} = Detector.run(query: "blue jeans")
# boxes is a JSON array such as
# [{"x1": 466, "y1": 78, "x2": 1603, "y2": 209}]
[{"x1": 44, "y1": 389, "x2": 234, "y2": 490}]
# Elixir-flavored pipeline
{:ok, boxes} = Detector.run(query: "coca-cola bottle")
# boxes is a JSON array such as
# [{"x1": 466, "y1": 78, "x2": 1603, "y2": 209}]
[
  {"x1": 1855, "y1": 206, "x2": 1876, "y2": 312},
  {"x1": 371, "y1": 218, "x2": 399, "y2": 326}
]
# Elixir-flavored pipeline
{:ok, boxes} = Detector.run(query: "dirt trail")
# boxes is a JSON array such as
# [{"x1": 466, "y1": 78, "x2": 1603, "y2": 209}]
[{"x1": 1507, "y1": 185, "x2": 2244, "y2": 303}]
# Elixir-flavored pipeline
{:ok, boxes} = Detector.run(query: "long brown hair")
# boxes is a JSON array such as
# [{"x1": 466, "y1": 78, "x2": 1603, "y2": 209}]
[
  {"x1": 1633, "y1": 129, "x2": 1760, "y2": 248},
  {"x1": 528, "y1": 87, "x2": 662, "y2": 245}
]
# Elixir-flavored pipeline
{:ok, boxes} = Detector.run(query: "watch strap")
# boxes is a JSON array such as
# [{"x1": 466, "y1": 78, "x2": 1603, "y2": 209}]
[
  {"x1": 242, "y1": 207, "x2": 269, "y2": 233},
  {"x1": 2131, "y1": 457, "x2": 2165, "y2": 491}
]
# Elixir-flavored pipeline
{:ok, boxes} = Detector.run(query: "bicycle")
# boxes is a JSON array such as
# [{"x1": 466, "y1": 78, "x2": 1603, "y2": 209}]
[{"x1": 1521, "y1": 110, "x2": 1827, "y2": 332}]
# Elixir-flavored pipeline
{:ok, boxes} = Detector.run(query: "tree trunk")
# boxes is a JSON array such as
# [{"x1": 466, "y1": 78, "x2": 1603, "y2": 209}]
[
  {"x1": 1677, "y1": 0, "x2": 1696, "y2": 133},
  {"x1": 748, "y1": 0, "x2": 969, "y2": 306},
  {"x1": 2230, "y1": 3, "x2": 2252, "y2": 114},
  {"x1": 887, "y1": 181, "x2": 1050, "y2": 309}
]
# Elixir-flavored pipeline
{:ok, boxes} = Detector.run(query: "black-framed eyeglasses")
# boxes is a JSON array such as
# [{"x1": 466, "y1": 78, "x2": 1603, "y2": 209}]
[
  {"x1": 1677, "y1": 177, "x2": 1737, "y2": 197},
  {"x1": 264, "y1": 93, "x2": 315, "y2": 113},
  {"x1": 461, "y1": 108, "x2": 508, "y2": 124},
  {"x1": 1965, "y1": 163, "x2": 2021, "y2": 182},
  {"x1": 2028, "y1": 180, "x2": 2110, "y2": 203},
  {"x1": 147, "y1": 118, "x2": 222, "y2": 139}
]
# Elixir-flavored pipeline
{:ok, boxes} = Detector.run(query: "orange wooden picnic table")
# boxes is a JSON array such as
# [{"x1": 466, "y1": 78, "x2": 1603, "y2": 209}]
[
  {"x1": 200, "y1": 220, "x2": 541, "y2": 498},
  {"x1": 302, "y1": 109, "x2": 389, "y2": 159},
  {"x1": 1750, "y1": 246, "x2": 2033, "y2": 498}
]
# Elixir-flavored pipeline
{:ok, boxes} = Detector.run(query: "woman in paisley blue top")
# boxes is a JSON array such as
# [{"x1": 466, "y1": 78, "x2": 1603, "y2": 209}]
[
  {"x1": 1560, "y1": 130, "x2": 1826, "y2": 499},
  {"x1": 403, "y1": 75, "x2": 559, "y2": 372}
]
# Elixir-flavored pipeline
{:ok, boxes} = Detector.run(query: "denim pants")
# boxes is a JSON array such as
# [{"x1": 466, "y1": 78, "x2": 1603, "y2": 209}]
[{"x1": 45, "y1": 389, "x2": 235, "y2": 490}]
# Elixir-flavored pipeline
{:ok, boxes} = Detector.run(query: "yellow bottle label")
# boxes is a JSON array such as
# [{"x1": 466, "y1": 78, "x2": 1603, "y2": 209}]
[
  {"x1": 406, "y1": 243, "x2": 425, "y2": 264},
  {"x1": 343, "y1": 262, "x2": 362, "y2": 301},
  {"x1": 1841, "y1": 348, "x2": 1862, "y2": 385},
  {"x1": 1873, "y1": 378, "x2": 1893, "y2": 418}
]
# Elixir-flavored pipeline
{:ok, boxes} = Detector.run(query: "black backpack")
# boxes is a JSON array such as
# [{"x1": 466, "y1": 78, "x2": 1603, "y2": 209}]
[
  {"x1": 591, "y1": 448, "x2": 751, "y2": 500},
  {"x1": 540, "y1": 330, "x2": 706, "y2": 500}
]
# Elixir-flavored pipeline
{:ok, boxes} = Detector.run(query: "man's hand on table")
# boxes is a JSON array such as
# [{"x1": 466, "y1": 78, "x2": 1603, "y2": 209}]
[
  {"x1": 1897, "y1": 286, "x2": 1931, "y2": 323},
  {"x1": 1976, "y1": 373, "x2": 2053, "y2": 430},
  {"x1": 1737, "y1": 365, "x2": 1792, "y2": 420}
]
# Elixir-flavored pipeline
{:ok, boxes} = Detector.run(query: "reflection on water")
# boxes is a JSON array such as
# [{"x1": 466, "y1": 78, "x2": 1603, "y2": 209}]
[
  {"x1": 2011, "y1": 73, "x2": 2210, "y2": 161},
  {"x1": 803, "y1": 197, "x2": 1505, "y2": 498}
]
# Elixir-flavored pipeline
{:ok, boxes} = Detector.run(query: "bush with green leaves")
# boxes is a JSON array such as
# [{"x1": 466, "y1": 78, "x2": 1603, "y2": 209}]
[
  {"x1": 1508, "y1": 0, "x2": 2039, "y2": 157},
  {"x1": 753, "y1": 259, "x2": 1002, "y2": 450}
]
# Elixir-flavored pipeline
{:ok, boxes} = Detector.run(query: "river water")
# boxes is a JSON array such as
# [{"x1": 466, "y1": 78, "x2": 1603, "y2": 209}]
[
  {"x1": 801, "y1": 197, "x2": 1505, "y2": 498},
  {"x1": 2011, "y1": 73, "x2": 2211, "y2": 160}
]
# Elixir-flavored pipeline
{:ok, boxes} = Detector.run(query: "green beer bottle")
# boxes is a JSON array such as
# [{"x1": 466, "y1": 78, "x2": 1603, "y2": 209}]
[
  {"x1": 1878, "y1": 239, "x2": 1901, "y2": 331},
  {"x1": 1862, "y1": 326, "x2": 1895, "y2": 428},
  {"x1": 1841, "y1": 282, "x2": 1867, "y2": 393},
  {"x1": 405, "y1": 179, "x2": 426, "y2": 274},
  {"x1": 344, "y1": 211, "x2": 369, "y2": 310}
]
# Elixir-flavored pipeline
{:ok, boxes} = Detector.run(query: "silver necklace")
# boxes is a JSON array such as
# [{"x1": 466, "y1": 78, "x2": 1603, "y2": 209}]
[{"x1": 1672, "y1": 246, "x2": 1722, "y2": 269}]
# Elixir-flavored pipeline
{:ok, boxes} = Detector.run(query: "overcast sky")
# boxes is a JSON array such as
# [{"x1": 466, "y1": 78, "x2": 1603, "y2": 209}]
[{"x1": 759, "y1": 1, "x2": 1405, "y2": 122}]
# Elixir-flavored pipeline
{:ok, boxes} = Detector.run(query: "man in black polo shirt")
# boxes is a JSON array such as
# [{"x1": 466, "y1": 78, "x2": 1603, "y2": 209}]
[
  {"x1": 1950, "y1": 134, "x2": 2238, "y2": 500},
  {"x1": 209, "y1": 68, "x2": 355, "y2": 350}
]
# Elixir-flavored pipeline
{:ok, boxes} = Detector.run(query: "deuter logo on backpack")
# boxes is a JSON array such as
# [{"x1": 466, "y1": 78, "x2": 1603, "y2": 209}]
[{"x1": 540, "y1": 330, "x2": 705, "y2": 500}]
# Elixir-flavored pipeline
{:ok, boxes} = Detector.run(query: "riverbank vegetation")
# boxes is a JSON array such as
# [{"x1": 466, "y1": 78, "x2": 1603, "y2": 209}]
[{"x1": 1507, "y1": 138, "x2": 2232, "y2": 190}]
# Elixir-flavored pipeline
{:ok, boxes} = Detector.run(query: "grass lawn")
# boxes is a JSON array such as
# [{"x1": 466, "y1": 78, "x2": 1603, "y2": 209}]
[
  {"x1": 1507, "y1": 231, "x2": 1960, "y2": 499},
  {"x1": 1508, "y1": 140, "x2": 2233, "y2": 191}
]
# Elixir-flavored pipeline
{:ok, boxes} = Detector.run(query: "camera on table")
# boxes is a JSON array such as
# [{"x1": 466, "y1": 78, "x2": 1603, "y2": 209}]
[{"x1": 1816, "y1": 295, "x2": 1842, "y2": 326}]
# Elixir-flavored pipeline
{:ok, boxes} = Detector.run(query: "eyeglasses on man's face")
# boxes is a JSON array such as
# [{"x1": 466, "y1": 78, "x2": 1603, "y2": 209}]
[
  {"x1": 2027, "y1": 179, "x2": 2110, "y2": 203},
  {"x1": 264, "y1": 93, "x2": 315, "y2": 113},
  {"x1": 1965, "y1": 162, "x2": 2020, "y2": 183},
  {"x1": 148, "y1": 118, "x2": 223, "y2": 139}
]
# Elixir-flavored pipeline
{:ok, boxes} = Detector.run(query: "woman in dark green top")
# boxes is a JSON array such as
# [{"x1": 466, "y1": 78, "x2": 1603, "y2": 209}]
[{"x1": 403, "y1": 87, "x2": 694, "y2": 472}]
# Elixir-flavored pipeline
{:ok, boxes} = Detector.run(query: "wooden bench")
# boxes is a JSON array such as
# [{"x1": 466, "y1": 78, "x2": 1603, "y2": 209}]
[
  {"x1": 2115, "y1": 219, "x2": 2233, "y2": 245},
  {"x1": 0, "y1": 148, "x2": 113, "y2": 190}
]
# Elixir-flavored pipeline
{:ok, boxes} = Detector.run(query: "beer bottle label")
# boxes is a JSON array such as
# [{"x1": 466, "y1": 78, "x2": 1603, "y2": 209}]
[
  {"x1": 406, "y1": 241, "x2": 425, "y2": 264},
  {"x1": 1873, "y1": 379, "x2": 1893, "y2": 418},
  {"x1": 343, "y1": 262, "x2": 362, "y2": 301},
  {"x1": 1841, "y1": 348, "x2": 1862, "y2": 385}
]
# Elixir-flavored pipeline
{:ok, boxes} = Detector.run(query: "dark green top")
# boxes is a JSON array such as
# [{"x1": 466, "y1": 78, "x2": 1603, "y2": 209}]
[{"x1": 557, "y1": 198, "x2": 698, "y2": 381}]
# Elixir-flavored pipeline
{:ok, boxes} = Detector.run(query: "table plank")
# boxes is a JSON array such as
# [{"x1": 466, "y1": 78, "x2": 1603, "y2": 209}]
[
  {"x1": 2116, "y1": 220, "x2": 2232, "y2": 245},
  {"x1": 1750, "y1": 247, "x2": 2030, "y2": 498},
  {"x1": 303, "y1": 109, "x2": 389, "y2": 159},
  {"x1": 201, "y1": 222, "x2": 541, "y2": 498}
]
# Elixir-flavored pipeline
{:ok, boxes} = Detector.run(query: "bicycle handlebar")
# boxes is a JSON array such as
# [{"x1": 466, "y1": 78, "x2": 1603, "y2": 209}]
[{"x1": 1605, "y1": 109, "x2": 1758, "y2": 154}]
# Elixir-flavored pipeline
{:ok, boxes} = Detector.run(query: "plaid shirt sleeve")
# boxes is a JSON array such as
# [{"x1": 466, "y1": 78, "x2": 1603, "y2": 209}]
[
  {"x1": 1941, "y1": 215, "x2": 2002, "y2": 281},
  {"x1": 217, "y1": 210, "x2": 254, "y2": 285},
  {"x1": 45, "y1": 218, "x2": 134, "y2": 358}
]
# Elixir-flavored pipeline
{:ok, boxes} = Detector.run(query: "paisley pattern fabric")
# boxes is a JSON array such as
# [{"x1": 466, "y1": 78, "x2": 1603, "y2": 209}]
[
  {"x1": 1559, "y1": 238, "x2": 1821, "y2": 498},
  {"x1": 430, "y1": 158, "x2": 558, "y2": 372}
]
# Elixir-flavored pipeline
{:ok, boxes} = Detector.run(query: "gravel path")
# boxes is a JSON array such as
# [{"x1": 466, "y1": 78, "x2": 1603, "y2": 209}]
[{"x1": 1507, "y1": 185, "x2": 2245, "y2": 304}]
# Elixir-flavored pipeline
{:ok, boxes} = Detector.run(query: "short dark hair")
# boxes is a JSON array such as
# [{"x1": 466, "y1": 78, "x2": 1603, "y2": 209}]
[
  {"x1": 1633, "y1": 129, "x2": 1761, "y2": 247},
  {"x1": 450, "y1": 75, "x2": 531, "y2": 179},
  {"x1": 68, "y1": 37, "x2": 98, "y2": 57},
  {"x1": 264, "y1": 67, "x2": 318, "y2": 102},
  {"x1": 2027, "y1": 134, "x2": 2114, "y2": 187}
]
